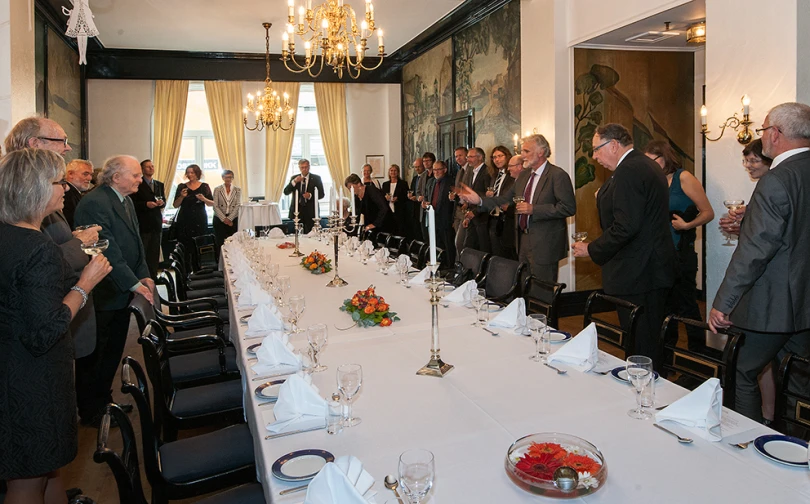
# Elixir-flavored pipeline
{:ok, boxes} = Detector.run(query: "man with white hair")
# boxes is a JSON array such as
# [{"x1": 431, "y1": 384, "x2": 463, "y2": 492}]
[
  {"x1": 74, "y1": 155, "x2": 153, "y2": 426},
  {"x1": 710, "y1": 102, "x2": 810, "y2": 422},
  {"x1": 63, "y1": 158, "x2": 94, "y2": 228}
]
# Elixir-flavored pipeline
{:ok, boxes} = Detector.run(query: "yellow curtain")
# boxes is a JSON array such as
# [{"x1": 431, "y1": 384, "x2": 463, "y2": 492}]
[
  {"x1": 152, "y1": 81, "x2": 189, "y2": 187},
  {"x1": 313, "y1": 82, "x2": 351, "y2": 188},
  {"x1": 204, "y1": 81, "x2": 248, "y2": 199},
  {"x1": 265, "y1": 82, "x2": 301, "y2": 202}
]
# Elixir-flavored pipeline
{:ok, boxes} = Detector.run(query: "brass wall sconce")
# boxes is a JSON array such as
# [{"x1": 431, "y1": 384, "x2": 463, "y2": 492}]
[
  {"x1": 700, "y1": 95, "x2": 754, "y2": 144},
  {"x1": 686, "y1": 22, "x2": 706, "y2": 44}
]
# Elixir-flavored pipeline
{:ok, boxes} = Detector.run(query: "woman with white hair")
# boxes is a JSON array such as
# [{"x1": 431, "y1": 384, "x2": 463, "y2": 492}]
[{"x1": 0, "y1": 149, "x2": 111, "y2": 504}]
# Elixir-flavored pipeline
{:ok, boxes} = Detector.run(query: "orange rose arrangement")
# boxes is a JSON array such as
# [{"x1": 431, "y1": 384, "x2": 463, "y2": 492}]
[
  {"x1": 340, "y1": 285, "x2": 400, "y2": 328},
  {"x1": 300, "y1": 250, "x2": 332, "y2": 274}
]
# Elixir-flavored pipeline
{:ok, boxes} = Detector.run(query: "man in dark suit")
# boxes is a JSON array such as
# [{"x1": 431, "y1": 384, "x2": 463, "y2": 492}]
[
  {"x1": 344, "y1": 173, "x2": 392, "y2": 233},
  {"x1": 423, "y1": 161, "x2": 455, "y2": 268},
  {"x1": 131, "y1": 159, "x2": 166, "y2": 280},
  {"x1": 462, "y1": 147, "x2": 492, "y2": 254},
  {"x1": 487, "y1": 153, "x2": 518, "y2": 259},
  {"x1": 572, "y1": 124, "x2": 676, "y2": 364},
  {"x1": 283, "y1": 158, "x2": 324, "y2": 234},
  {"x1": 710, "y1": 102, "x2": 810, "y2": 422},
  {"x1": 74, "y1": 155, "x2": 154, "y2": 426},
  {"x1": 63, "y1": 159, "x2": 93, "y2": 228},
  {"x1": 408, "y1": 159, "x2": 428, "y2": 241}
]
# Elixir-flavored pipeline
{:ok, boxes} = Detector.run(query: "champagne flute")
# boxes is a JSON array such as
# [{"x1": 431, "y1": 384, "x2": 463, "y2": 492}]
[
  {"x1": 337, "y1": 364, "x2": 363, "y2": 427},
  {"x1": 287, "y1": 295, "x2": 306, "y2": 334},
  {"x1": 276, "y1": 275, "x2": 291, "y2": 307},
  {"x1": 626, "y1": 355, "x2": 654, "y2": 420},
  {"x1": 80, "y1": 239, "x2": 109, "y2": 256},
  {"x1": 307, "y1": 323, "x2": 328, "y2": 372},
  {"x1": 528, "y1": 313, "x2": 549, "y2": 362},
  {"x1": 398, "y1": 449, "x2": 435, "y2": 504},
  {"x1": 722, "y1": 199, "x2": 745, "y2": 245},
  {"x1": 572, "y1": 231, "x2": 588, "y2": 243},
  {"x1": 268, "y1": 263, "x2": 279, "y2": 285}
]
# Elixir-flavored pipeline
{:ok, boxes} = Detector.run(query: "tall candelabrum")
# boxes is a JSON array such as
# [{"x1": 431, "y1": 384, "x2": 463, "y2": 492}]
[
  {"x1": 416, "y1": 263, "x2": 454, "y2": 377},
  {"x1": 325, "y1": 211, "x2": 357, "y2": 287},
  {"x1": 289, "y1": 212, "x2": 305, "y2": 257}
]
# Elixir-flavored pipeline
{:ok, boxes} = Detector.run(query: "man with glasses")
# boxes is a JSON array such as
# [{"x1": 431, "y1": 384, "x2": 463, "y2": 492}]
[
  {"x1": 422, "y1": 161, "x2": 455, "y2": 268},
  {"x1": 462, "y1": 147, "x2": 492, "y2": 254},
  {"x1": 571, "y1": 124, "x2": 675, "y2": 365},
  {"x1": 710, "y1": 102, "x2": 810, "y2": 422},
  {"x1": 63, "y1": 159, "x2": 94, "y2": 228}
]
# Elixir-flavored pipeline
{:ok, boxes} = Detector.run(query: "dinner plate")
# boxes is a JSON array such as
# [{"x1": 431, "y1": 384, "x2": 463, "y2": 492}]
[
  {"x1": 548, "y1": 330, "x2": 572, "y2": 343},
  {"x1": 247, "y1": 343, "x2": 261, "y2": 355},
  {"x1": 753, "y1": 435, "x2": 809, "y2": 467},
  {"x1": 610, "y1": 366, "x2": 660, "y2": 384},
  {"x1": 272, "y1": 449, "x2": 335, "y2": 482},
  {"x1": 254, "y1": 379, "x2": 286, "y2": 401}
]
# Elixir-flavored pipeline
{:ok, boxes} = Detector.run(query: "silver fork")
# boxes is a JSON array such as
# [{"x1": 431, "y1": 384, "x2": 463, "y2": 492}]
[
  {"x1": 544, "y1": 362, "x2": 567, "y2": 375},
  {"x1": 728, "y1": 439, "x2": 755, "y2": 449}
]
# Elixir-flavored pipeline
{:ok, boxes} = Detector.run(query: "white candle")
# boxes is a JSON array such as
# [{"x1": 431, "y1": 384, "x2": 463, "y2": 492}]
[
  {"x1": 295, "y1": 189, "x2": 299, "y2": 215},
  {"x1": 338, "y1": 187, "x2": 343, "y2": 218},
  {"x1": 350, "y1": 186, "x2": 356, "y2": 217},
  {"x1": 700, "y1": 105, "x2": 708, "y2": 126},
  {"x1": 428, "y1": 206, "x2": 437, "y2": 265},
  {"x1": 742, "y1": 94, "x2": 751, "y2": 116},
  {"x1": 288, "y1": 0, "x2": 294, "y2": 18},
  {"x1": 314, "y1": 187, "x2": 319, "y2": 217},
  {"x1": 330, "y1": 186, "x2": 335, "y2": 213}
]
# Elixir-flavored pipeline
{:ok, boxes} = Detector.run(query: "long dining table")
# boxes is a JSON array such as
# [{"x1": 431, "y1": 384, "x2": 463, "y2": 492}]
[{"x1": 222, "y1": 237, "x2": 810, "y2": 504}]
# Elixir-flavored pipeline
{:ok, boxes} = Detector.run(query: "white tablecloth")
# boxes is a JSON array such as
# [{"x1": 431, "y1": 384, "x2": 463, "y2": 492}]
[
  {"x1": 222, "y1": 238, "x2": 810, "y2": 504},
  {"x1": 238, "y1": 203, "x2": 283, "y2": 232}
]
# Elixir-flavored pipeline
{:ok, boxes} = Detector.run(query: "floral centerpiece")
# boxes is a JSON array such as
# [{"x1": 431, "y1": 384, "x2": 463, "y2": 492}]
[
  {"x1": 340, "y1": 286, "x2": 400, "y2": 327},
  {"x1": 301, "y1": 250, "x2": 332, "y2": 274}
]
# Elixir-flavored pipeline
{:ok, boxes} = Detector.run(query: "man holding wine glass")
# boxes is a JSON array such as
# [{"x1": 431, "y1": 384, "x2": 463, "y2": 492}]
[{"x1": 131, "y1": 159, "x2": 165, "y2": 280}]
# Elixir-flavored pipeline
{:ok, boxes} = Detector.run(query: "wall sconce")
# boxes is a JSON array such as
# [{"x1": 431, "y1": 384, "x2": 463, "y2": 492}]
[
  {"x1": 701, "y1": 95, "x2": 754, "y2": 144},
  {"x1": 686, "y1": 22, "x2": 706, "y2": 44}
]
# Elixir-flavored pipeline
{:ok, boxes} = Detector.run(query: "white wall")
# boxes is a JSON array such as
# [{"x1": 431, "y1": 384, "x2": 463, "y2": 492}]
[
  {"x1": 242, "y1": 81, "x2": 266, "y2": 198},
  {"x1": 565, "y1": 0, "x2": 692, "y2": 45},
  {"x1": 346, "y1": 83, "x2": 402, "y2": 176},
  {"x1": 798, "y1": 0, "x2": 810, "y2": 104},
  {"x1": 1, "y1": 0, "x2": 35, "y2": 142},
  {"x1": 87, "y1": 79, "x2": 153, "y2": 166}
]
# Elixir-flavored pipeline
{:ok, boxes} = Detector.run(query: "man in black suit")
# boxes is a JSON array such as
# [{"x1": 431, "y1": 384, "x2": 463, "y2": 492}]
[
  {"x1": 131, "y1": 159, "x2": 166, "y2": 280},
  {"x1": 63, "y1": 159, "x2": 93, "y2": 228},
  {"x1": 461, "y1": 148, "x2": 492, "y2": 254},
  {"x1": 283, "y1": 158, "x2": 324, "y2": 234},
  {"x1": 710, "y1": 102, "x2": 810, "y2": 421},
  {"x1": 423, "y1": 161, "x2": 455, "y2": 268},
  {"x1": 408, "y1": 158, "x2": 428, "y2": 241},
  {"x1": 344, "y1": 173, "x2": 392, "y2": 233},
  {"x1": 74, "y1": 155, "x2": 154, "y2": 426},
  {"x1": 487, "y1": 154, "x2": 520, "y2": 259},
  {"x1": 572, "y1": 124, "x2": 676, "y2": 364}
]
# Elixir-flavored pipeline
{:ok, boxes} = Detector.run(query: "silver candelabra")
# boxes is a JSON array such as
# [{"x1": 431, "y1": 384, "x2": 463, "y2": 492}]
[
  {"x1": 325, "y1": 211, "x2": 357, "y2": 287},
  {"x1": 417, "y1": 263, "x2": 454, "y2": 377},
  {"x1": 289, "y1": 212, "x2": 305, "y2": 257}
]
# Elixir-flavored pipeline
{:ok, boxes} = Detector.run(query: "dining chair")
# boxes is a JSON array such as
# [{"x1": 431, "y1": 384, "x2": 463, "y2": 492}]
[
  {"x1": 774, "y1": 353, "x2": 810, "y2": 440},
  {"x1": 406, "y1": 240, "x2": 427, "y2": 269},
  {"x1": 386, "y1": 235, "x2": 404, "y2": 257},
  {"x1": 165, "y1": 262, "x2": 229, "y2": 309},
  {"x1": 458, "y1": 248, "x2": 490, "y2": 284},
  {"x1": 156, "y1": 271, "x2": 228, "y2": 321},
  {"x1": 583, "y1": 291, "x2": 640, "y2": 359},
  {"x1": 522, "y1": 276, "x2": 566, "y2": 329},
  {"x1": 480, "y1": 256, "x2": 526, "y2": 305}
]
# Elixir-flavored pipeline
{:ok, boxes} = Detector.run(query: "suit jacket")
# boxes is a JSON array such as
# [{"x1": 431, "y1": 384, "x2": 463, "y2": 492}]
[
  {"x1": 74, "y1": 185, "x2": 150, "y2": 311},
  {"x1": 283, "y1": 173, "x2": 324, "y2": 221},
  {"x1": 381, "y1": 179, "x2": 409, "y2": 216},
  {"x1": 482, "y1": 163, "x2": 576, "y2": 264},
  {"x1": 359, "y1": 184, "x2": 392, "y2": 231},
  {"x1": 212, "y1": 185, "x2": 242, "y2": 222},
  {"x1": 714, "y1": 150, "x2": 810, "y2": 333},
  {"x1": 428, "y1": 176, "x2": 455, "y2": 231},
  {"x1": 588, "y1": 150, "x2": 675, "y2": 295},
  {"x1": 491, "y1": 169, "x2": 517, "y2": 241},
  {"x1": 62, "y1": 183, "x2": 83, "y2": 229},
  {"x1": 467, "y1": 165, "x2": 492, "y2": 225},
  {"x1": 131, "y1": 178, "x2": 166, "y2": 233},
  {"x1": 453, "y1": 164, "x2": 471, "y2": 221},
  {"x1": 415, "y1": 171, "x2": 432, "y2": 222},
  {"x1": 40, "y1": 211, "x2": 96, "y2": 358}
]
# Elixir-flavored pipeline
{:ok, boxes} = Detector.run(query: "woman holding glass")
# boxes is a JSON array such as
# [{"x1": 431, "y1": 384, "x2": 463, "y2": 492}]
[
  {"x1": 0, "y1": 149, "x2": 111, "y2": 504},
  {"x1": 173, "y1": 164, "x2": 214, "y2": 265},
  {"x1": 212, "y1": 169, "x2": 242, "y2": 255},
  {"x1": 718, "y1": 139, "x2": 773, "y2": 236},
  {"x1": 381, "y1": 164, "x2": 409, "y2": 235}
]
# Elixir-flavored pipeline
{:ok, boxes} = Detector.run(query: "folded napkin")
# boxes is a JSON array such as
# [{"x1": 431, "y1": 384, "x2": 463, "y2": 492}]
[
  {"x1": 267, "y1": 373, "x2": 327, "y2": 433},
  {"x1": 305, "y1": 456, "x2": 377, "y2": 504},
  {"x1": 269, "y1": 227, "x2": 286, "y2": 238},
  {"x1": 251, "y1": 332, "x2": 301, "y2": 376},
  {"x1": 238, "y1": 283, "x2": 273, "y2": 308},
  {"x1": 547, "y1": 322, "x2": 598, "y2": 372},
  {"x1": 361, "y1": 240, "x2": 375, "y2": 255},
  {"x1": 234, "y1": 269, "x2": 256, "y2": 291},
  {"x1": 246, "y1": 302, "x2": 286, "y2": 335},
  {"x1": 488, "y1": 297, "x2": 527, "y2": 334},
  {"x1": 444, "y1": 279, "x2": 478, "y2": 305},
  {"x1": 656, "y1": 377, "x2": 723, "y2": 441},
  {"x1": 409, "y1": 266, "x2": 431, "y2": 285}
]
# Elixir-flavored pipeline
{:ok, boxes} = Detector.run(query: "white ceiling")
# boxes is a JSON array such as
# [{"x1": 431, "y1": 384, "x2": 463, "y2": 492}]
[{"x1": 88, "y1": 0, "x2": 464, "y2": 54}]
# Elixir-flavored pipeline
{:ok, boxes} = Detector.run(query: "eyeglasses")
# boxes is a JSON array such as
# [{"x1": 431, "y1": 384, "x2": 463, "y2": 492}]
[
  {"x1": 37, "y1": 136, "x2": 69, "y2": 147},
  {"x1": 52, "y1": 179, "x2": 69, "y2": 189},
  {"x1": 592, "y1": 140, "x2": 612, "y2": 153},
  {"x1": 742, "y1": 157, "x2": 763, "y2": 166},
  {"x1": 755, "y1": 125, "x2": 778, "y2": 136}
]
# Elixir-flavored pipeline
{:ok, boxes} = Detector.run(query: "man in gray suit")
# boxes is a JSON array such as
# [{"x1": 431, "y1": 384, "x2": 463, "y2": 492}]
[
  {"x1": 459, "y1": 134, "x2": 576, "y2": 282},
  {"x1": 710, "y1": 102, "x2": 810, "y2": 422}
]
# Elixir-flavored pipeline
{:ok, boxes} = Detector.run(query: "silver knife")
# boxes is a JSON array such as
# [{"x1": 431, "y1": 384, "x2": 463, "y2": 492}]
[{"x1": 264, "y1": 425, "x2": 326, "y2": 440}]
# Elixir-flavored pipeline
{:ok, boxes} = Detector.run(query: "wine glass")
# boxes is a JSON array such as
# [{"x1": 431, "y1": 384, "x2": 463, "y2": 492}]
[
  {"x1": 722, "y1": 199, "x2": 745, "y2": 245},
  {"x1": 471, "y1": 288, "x2": 487, "y2": 327},
  {"x1": 268, "y1": 263, "x2": 279, "y2": 285},
  {"x1": 337, "y1": 364, "x2": 362, "y2": 427},
  {"x1": 287, "y1": 295, "x2": 306, "y2": 333},
  {"x1": 626, "y1": 355, "x2": 654, "y2": 420},
  {"x1": 513, "y1": 196, "x2": 525, "y2": 205},
  {"x1": 80, "y1": 239, "x2": 109, "y2": 256},
  {"x1": 276, "y1": 275, "x2": 291, "y2": 307},
  {"x1": 397, "y1": 255, "x2": 411, "y2": 285},
  {"x1": 571, "y1": 231, "x2": 588, "y2": 243},
  {"x1": 398, "y1": 449, "x2": 435, "y2": 504},
  {"x1": 528, "y1": 313, "x2": 549, "y2": 362},
  {"x1": 307, "y1": 323, "x2": 328, "y2": 372},
  {"x1": 74, "y1": 224, "x2": 99, "y2": 231}
]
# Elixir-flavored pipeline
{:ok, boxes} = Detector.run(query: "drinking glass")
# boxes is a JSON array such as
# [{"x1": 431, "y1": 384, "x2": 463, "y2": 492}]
[
  {"x1": 307, "y1": 323, "x2": 328, "y2": 372},
  {"x1": 471, "y1": 289, "x2": 486, "y2": 327},
  {"x1": 80, "y1": 239, "x2": 109, "y2": 256},
  {"x1": 268, "y1": 263, "x2": 279, "y2": 285},
  {"x1": 528, "y1": 314, "x2": 549, "y2": 362},
  {"x1": 327, "y1": 394, "x2": 343, "y2": 435},
  {"x1": 337, "y1": 364, "x2": 362, "y2": 427},
  {"x1": 398, "y1": 449, "x2": 435, "y2": 504},
  {"x1": 74, "y1": 224, "x2": 99, "y2": 231},
  {"x1": 276, "y1": 275, "x2": 291, "y2": 307},
  {"x1": 513, "y1": 196, "x2": 525, "y2": 205},
  {"x1": 287, "y1": 295, "x2": 306, "y2": 333},
  {"x1": 722, "y1": 199, "x2": 745, "y2": 245},
  {"x1": 571, "y1": 231, "x2": 588, "y2": 243},
  {"x1": 397, "y1": 255, "x2": 411, "y2": 285},
  {"x1": 626, "y1": 355, "x2": 654, "y2": 420}
]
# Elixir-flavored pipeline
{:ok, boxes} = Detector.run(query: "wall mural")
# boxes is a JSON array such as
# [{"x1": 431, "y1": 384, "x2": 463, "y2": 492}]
[
  {"x1": 573, "y1": 48, "x2": 695, "y2": 290},
  {"x1": 47, "y1": 29, "x2": 83, "y2": 163}
]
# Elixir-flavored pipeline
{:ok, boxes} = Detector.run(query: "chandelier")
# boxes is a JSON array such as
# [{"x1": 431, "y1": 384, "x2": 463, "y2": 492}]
[
  {"x1": 244, "y1": 23, "x2": 296, "y2": 132},
  {"x1": 281, "y1": 0, "x2": 385, "y2": 79}
]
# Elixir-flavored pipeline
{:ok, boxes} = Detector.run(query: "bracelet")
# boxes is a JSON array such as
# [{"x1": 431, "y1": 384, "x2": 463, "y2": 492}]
[{"x1": 71, "y1": 285, "x2": 88, "y2": 309}]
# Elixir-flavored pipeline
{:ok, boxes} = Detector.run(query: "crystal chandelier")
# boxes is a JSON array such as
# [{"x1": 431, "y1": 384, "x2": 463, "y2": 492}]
[
  {"x1": 244, "y1": 23, "x2": 296, "y2": 132},
  {"x1": 281, "y1": 0, "x2": 385, "y2": 79}
]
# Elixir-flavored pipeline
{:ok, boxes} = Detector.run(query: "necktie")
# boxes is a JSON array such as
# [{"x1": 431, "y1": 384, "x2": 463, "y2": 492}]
[
  {"x1": 519, "y1": 171, "x2": 537, "y2": 231},
  {"x1": 431, "y1": 180, "x2": 441, "y2": 208},
  {"x1": 123, "y1": 198, "x2": 136, "y2": 228},
  {"x1": 494, "y1": 171, "x2": 505, "y2": 195},
  {"x1": 302, "y1": 176, "x2": 308, "y2": 194}
]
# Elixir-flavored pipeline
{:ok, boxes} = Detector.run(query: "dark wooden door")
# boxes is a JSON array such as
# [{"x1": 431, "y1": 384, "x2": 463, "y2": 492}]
[{"x1": 437, "y1": 109, "x2": 474, "y2": 173}]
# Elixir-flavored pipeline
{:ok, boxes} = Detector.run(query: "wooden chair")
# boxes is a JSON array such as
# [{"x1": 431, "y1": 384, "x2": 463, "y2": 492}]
[
  {"x1": 583, "y1": 291, "x2": 641, "y2": 358},
  {"x1": 522, "y1": 276, "x2": 566, "y2": 329},
  {"x1": 774, "y1": 353, "x2": 810, "y2": 440}
]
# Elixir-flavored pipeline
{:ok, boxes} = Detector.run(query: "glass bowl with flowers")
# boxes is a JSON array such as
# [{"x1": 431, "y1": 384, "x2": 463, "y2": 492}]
[
  {"x1": 339, "y1": 285, "x2": 400, "y2": 328},
  {"x1": 300, "y1": 250, "x2": 332, "y2": 274}
]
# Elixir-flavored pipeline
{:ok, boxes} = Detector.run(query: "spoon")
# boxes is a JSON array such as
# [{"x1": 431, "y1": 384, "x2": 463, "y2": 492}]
[
  {"x1": 384, "y1": 474, "x2": 405, "y2": 503},
  {"x1": 544, "y1": 362, "x2": 567, "y2": 375},
  {"x1": 729, "y1": 439, "x2": 755, "y2": 449},
  {"x1": 482, "y1": 327, "x2": 500, "y2": 337},
  {"x1": 654, "y1": 423, "x2": 694, "y2": 444}
]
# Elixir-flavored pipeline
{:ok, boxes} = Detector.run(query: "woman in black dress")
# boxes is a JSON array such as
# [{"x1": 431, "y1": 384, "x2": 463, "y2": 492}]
[
  {"x1": 173, "y1": 164, "x2": 214, "y2": 265},
  {"x1": 0, "y1": 149, "x2": 111, "y2": 503},
  {"x1": 381, "y1": 164, "x2": 409, "y2": 235}
]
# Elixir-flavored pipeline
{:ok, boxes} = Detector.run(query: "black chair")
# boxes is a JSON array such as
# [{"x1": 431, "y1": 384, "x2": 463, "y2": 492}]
[
  {"x1": 165, "y1": 262, "x2": 229, "y2": 309},
  {"x1": 657, "y1": 315, "x2": 744, "y2": 408},
  {"x1": 480, "y1": 256, "x2": 526, "y2": 305},
  {"x1": 171, "y1": 243, "x2": 224, "y2": 279},
  {"x1": 375, "y1": 232, "x2": 391, "y2": 249},
  {"x1": 458, "y1": 248, "x2": 490, "y2": 284},
  {"x1": 168, "y1": 250, "x2": 225, "y2": 290},
  {"x1": 360, "y1": 228, "x2": 378, "y2": 243},
  {"x1": 192, "y1": 234, "x2": 218, "y2": 270},
  {"x1": 386, "y1": 235, "x2": 404, "y2": 257},
  {"x1": 129, "y1": 289, "x2": 230, "y2": 345},
  {"x1": 156, "y1": 271, "x2": 228, "y2": 321},
  {"x1": 523, "y1": 276, "x2": 566, "y2": 329},
  {"x1": 119, "y1": 359, "x2": 257, "y2": 504},
  {"x1": 583, "y1": 291, "x2": 641, "y2": 358},
  {"x1": 774, "y1": 353, "x2": 810, "y2": 440},
  {"x1": 406, "y1": 240, "x2": 427, "y2": 269}
]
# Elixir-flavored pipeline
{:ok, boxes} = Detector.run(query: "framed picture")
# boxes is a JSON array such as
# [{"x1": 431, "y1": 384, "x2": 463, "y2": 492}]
[{"x1": 365, "y1": 155, "x2": 385, "y2": 178}]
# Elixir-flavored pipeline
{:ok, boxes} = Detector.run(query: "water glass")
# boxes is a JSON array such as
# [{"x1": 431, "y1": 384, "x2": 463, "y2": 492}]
[
  {"x1": 287, "y1": 295, "x2": 306, "y2": 333},
  {"x1": 337, "y1": 364, "x2": 362, "y2": 427},
  {"x1": 277, "y1": 275, "x2": 291, "y2": 307},
  {"x1": 471, "y1": 288, "x2": 486, "y2": 327},
  {"x1": 307, "y1": 323, "x2": 328, "y2": 372},
  {"x1": 327, "y1": 394, "x2": 343, "y2": 435},
  {"x1": 398, "y1": 449, "x2": 435, "y2": 504},
  {"x1": 626, "y1": 355, "x2": 654, "y2": 420},
  {"x1": 528, "y1": 313, "x2": 549, "y2": 362}
]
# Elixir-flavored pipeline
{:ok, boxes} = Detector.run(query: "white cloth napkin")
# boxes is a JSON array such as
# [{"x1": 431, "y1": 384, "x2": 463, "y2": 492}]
[
  {"x1": 238, "y1": 283, "x2": 273, "y2": 308},
  {"x1": 269, "y1": 227, "x2": 286, "y2": 238},
  {"x1": 444, "y1": 280, "x2": 478, "y2": 305},
  {"x1": 362, "y1": 240, "x2": 375, "y2": 255},
  {"x1": 304, "y1": 456, "x2": 377, "y2": 504},
  {"x1": 409, "y1": 266, "x2": 431, "y2": 285},
  {"x1": 246, "y1": 302, "x2": 286, "y2": 335},
  {"x1": 251, "y1": 332, "x2": 301, "y2": 376},
  {"x1": 267, "y1": 373, "x2": 327, "y2": 433},
  {"x1": 656, "y1": 377, "x2": 723, "y2": 441},
  {"x1": 233, "y1": 269, "x2": 256, "y2": 291},
  {"x1": 547, "y1": 322, "x2": 599, "y2": 372},
  {"x1": 488, "y1": 297, "x2": 527, "y2": 334}
]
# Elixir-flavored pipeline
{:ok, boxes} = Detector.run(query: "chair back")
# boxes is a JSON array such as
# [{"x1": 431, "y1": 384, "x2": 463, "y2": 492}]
[
  {"x1": 192, "y1": 234, "x2": 218, "y2": 271},
  {"x1": 93, "y1": 403, "x2": 149, "y2": 504},
  {"x1": 657, "y1": 315, "x2": 744, "y2": 408},
  {"x1": 128, "y1": 293, "x2": 157, "y2": 334},
  {"x1": 775, "y1": 353, "x2": 810, "y2": 440},
  {"x1": 523, "y1": 276, "x2": 566, "y2": 329},
  {"x1": 459, "y1": 248, "x2": 490, "y2": 284},
  {"x1": 360, "y1": 228, "x2": 378, "y2": 244},
  {"x1": 137, "y1": 323, "x2": 177, "y2": 437},
  {"x1": 375, "y1": 232, "x2": 391, "y2": 249},
  {"x1": 387, "y1": 235, "x2": 404, "y2": 257},
  {"x1": 167, "y1": 261, "x2": 190, "y2": 299},
  {"x1": 482, "y1": 257, "x2": 525, "y2": 304},
  {"x1": 407, "y1": 240, "x2": 426, "y2": 269},
  {"x1": 583, "y1": 291, "x2": 640, "y2": 357}
]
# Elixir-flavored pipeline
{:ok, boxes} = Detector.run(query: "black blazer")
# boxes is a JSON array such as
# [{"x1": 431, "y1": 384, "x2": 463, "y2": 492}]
[
  {"x1": 430, "y1": 176, "x2": 455, "y2": 230},
  {"x1": 359, "y1": 184, "x2": 392, "y2": 231},
  {"x1": 588, "y1": 149, "x2": 676, "y2": 296},
  {"x1": 381, "y1": 179, "x2": 410, "y2": 215},
  {"x1": 283, "y1": 173, "x2": 324, "y2": 221},
  {"x1": 468, "y1": 165, "x2": 492, "y2": 224},
  {"x1": 131, "y1": 179, "x2": 166, "y2": 233},
  {"x1": 62, "y1": 183, "x2": 83, "y2": 229}
]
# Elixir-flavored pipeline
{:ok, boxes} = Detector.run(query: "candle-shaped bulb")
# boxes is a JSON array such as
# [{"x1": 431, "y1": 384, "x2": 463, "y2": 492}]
[
  {"x1": 287, "y1": 23, "x2": 294, "y2": 33},
  {"x1": 298, "y1": 6, "x2": 305, "y2": 25},
  {"x1": 514, "y1": 133, "x2": 519, "y2": 142},
  {"x1": 742, "y1": 94, "x2": 751, "y2": 116},
  {"x1": 361, "y1": 20, "x2": 368, "y2": 31},
  {"x1": 700, "y1": 105, "x2": 708, "y2": 126},
  {"x1": 288, "y1": 0, "x2": 295, "y2": 18},
  {"x1": 378, "y1": 29, "x2": 383, "y2": 48},
  {"x1": 247, "y1": 93, "x2": 253, "y2": 100},
  {"x1": 282, "y1": 32, "x2": 289, "y2": 51},
  {"x1": 283, "y1": 92, "x2": 289, "y2": 100}
]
